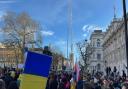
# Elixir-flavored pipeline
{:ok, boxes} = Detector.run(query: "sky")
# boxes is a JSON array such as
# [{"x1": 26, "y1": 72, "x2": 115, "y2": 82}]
[{"x1": 0, "y1": 0, "x2": 128, "y2": 59}]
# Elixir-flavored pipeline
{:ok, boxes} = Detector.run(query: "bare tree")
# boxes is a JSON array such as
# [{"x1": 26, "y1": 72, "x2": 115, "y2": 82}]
[
  {"x1": 2, "y1": 11, "x2": 40, "y2": 63},
  {"x1": 50, "y1": 46, "x2": 65, "y2": 71},
  {"x1": 76, "y1": 39, "x2": 94, "y2": 73}
]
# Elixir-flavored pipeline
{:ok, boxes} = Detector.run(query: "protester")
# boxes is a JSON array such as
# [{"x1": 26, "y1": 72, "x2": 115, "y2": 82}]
[
  {"x1": 2, "y1": 66, "x2": 128, "y2": 89},
  {"x1": 65, "y1": 76, "x2": 71, "y2": 89},
  {"x1": 84, "y1": 83, "x2": 93, "y2": 89},
  {"x1": 0, "y1": 79, "x2": 6, "y2": 89},
  {"x1": 70, "y1": 77, "x2": 76, "y2": 89},
  {"x1": 7, "y1": 81, "x2": 19, "y2": 89},
  {"x1": 58, "y1": 77, "x2": 65, "y2": 89},
  {"x1": 17, "y1": 74, "x2": 22, "y2": 88},
  {"x1": 1, "y1": 71, "x2": 14, "y2": 89},
  {"x1": 122, "y1": 70, "x2": 126, "y2": 82},
  {"x1": 122, "y1": 83, "x2": 128, "y2": 89},
  {"x1": 76, "y1": 71, "x2": 84, "y2": 89},
  {"x1": 46, "y1": 72, "x2": 58, "y2": 89},
  {"x1": 102, "y1": 79, "x2": 110, "y2": 89}
]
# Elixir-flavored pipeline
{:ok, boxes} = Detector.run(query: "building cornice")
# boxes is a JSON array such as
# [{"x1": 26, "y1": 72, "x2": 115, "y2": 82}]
[{"x1": 102, "y1": 18, "x2": 124, "y2": 46}]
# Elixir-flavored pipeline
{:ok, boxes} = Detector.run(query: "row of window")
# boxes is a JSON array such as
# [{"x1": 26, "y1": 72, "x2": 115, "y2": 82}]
[
  {"x1": 91, "y1": 64, "x2": 101, "y2": 70},
  {"x1": 92, "y1": 53, "x2": 101, "y2": 60}
]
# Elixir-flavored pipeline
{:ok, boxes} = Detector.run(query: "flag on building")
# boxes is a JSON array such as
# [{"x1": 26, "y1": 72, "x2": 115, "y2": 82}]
[{"x1": 20, "y1": 51, "x2": 52, "y2": 89}]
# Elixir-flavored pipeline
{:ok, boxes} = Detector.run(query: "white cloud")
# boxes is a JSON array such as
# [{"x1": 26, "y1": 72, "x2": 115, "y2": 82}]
[
  {"x1": 82, "y1": 24, "x2": 103, "y2": 32},
  {"x1": 0, "y1": 11, "x2": 6, "y2": 21},
  {"x1": 82, "y1": 24, "x2": 104, "y2": 38},
  {"x1": 41, "y1": 30, "x2": 54, "y2": 36},
  {"x1": 83, "y1": 33, "x2": 87, "y2": 37}
]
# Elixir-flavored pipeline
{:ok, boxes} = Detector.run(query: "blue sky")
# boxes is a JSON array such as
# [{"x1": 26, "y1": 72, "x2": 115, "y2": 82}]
[{"x1": 0, "y1": 0, "x2": 128, "y2": 59}]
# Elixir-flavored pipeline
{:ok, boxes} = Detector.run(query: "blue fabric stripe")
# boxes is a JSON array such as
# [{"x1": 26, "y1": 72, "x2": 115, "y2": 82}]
[{"x1": 23, "y1": 51, "x2": 52, "y2": 78}]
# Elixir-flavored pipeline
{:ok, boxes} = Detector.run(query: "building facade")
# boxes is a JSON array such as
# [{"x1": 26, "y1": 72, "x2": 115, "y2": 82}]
[
  {"x1": 103, "y1": 17, "x2": 128, "y2": 74},
  {"x1": 89, "y1": 30, "x2": 105, "y2": 73},
  {"x1": 0, "y1": 48, "x2": 22, "y2": 68}
]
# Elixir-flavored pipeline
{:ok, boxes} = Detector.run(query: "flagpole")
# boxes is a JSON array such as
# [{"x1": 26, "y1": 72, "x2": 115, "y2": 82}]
[{"x1": 122, "y1": 0, "x2": 128, "y2": 75}]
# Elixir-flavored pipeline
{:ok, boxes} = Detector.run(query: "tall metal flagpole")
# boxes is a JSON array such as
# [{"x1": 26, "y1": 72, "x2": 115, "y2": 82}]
[
  {"x1": 68, "y1": 0, "x2": 74, "y2": 69},
  {"x1": 67, "y1": 25, "x2": 69, "y2": 60},
  {"x1": 122, "y1": 0, "x2": 128, "y2": 75},
  {"x1": 67, "y1": 0, "x2": 71, "y2": 60}
]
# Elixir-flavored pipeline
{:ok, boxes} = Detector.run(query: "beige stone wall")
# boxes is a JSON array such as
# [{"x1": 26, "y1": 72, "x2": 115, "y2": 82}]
[
  {"x1": 89, "y1": 30, "x2": 105, "y2": 73},
  {"x1": 0, "y1": 48, "x2": 22, "y2": 67},
  {"x1": 103, "y1": 19, "x2": 127, "y2": 74}
]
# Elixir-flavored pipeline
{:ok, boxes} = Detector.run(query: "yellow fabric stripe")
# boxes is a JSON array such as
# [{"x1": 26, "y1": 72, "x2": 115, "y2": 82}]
[{"x1": 20, "y1": 74, "x2": 48, "y2": 89}]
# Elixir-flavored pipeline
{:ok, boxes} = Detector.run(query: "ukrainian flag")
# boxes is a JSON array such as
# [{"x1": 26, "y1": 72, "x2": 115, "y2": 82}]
[{"x1": 20, "y1": 51, "x2": 52, "y2": 89}]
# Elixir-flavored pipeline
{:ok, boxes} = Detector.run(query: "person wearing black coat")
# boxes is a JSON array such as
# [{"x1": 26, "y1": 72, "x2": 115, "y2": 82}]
[
  {"x1": 46, "y1": 73, "x2": 58, "y2": 89},
  {"x1": 0, "y1": 79, "x2": 6, "y2": 89},
  {"x1": 7, "y1": 81, "x2": 19, "y2": 89},
  {"x1": 76, "y1": 72, "x2": 84, "y2": 89},
  {"x1": 1, "y1": 73, "x2": 14, "y2": 89},
  {"x1": 122, "y1": 70, "x2": 126, "y2": 81}
]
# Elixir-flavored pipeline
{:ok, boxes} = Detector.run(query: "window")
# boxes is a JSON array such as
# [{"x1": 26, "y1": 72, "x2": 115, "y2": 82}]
[
  {"x1": 97, "y1": 64, "x2": 101, "y2": 70},
  {"x1": 97, "y1": 42, "x2": 100, "y2": 47},
  {"x1": 93, "y1": 53, "x2": 95, "y2": 59},
  {"x1": 97, "y1": 54, "x2": 101, "y2": 60},
  {"x1": 97, "y1": 39, "x2": 100, "y2": 41},
  {"x1": 97, "y1": 39, "x2": 101, "y2": 47},
  {"x1": 93, "y1": 43, "x2": 95, "y2": 47}
]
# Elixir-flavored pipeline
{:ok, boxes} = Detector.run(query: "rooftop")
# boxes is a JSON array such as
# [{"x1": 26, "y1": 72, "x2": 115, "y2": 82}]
[{"x1": 94, "y1": 30, "x2": 102, "y2": 33}]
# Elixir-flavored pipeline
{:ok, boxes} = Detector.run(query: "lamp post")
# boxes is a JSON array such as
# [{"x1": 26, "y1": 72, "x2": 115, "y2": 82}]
[{"x1": 122, "y1": 0, "x2": 128, "y2": 75}]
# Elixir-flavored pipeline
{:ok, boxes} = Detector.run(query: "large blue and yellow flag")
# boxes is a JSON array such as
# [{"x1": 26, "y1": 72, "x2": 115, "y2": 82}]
[{"x1": 20, "y1": 51, "x2": 52, "y2": 89}]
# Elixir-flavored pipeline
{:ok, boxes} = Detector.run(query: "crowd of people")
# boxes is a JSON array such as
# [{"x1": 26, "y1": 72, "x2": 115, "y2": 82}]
[
  {"x1": 0, "y1": 67, "x2": 21, "y2": 89},
  {"x1": 45, "y1": 67, "x2": 128, "y2": 89},
  {"x1": 0, "y1": 67, "x2": 128, "y2": 89},
  {"x1": 45, "y1": 71, "x2": 84, "y2": 89}
]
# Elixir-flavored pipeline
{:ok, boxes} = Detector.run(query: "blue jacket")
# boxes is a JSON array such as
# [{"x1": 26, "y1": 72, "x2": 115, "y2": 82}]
[{"x1": 76, "y1": 80, "x2": 84, "y2": 89}]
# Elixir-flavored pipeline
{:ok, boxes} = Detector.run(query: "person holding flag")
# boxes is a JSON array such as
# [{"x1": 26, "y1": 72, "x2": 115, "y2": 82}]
[
  {"x1": 73, "y1": 60, "x2": 85, "y2": 89},
  {"x1": 70, "y1": 75, "x2": 76, "y2": 89},
  {"x1": 74, "y1": 59, "x2": 80, "y2": 82},
  {"x1": 76, "y1": 71, "x2": 84, "y2": 89},
  {"x1": 20, "y1": 51, "x2": 52, "y2": 89},
  {"x1": 70, "y1": 60, "x2": 80, "y2": 89}
]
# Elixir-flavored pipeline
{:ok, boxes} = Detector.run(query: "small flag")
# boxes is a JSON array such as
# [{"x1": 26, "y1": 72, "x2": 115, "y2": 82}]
[{"x1": 20, "y1": 51, "x2": 52, "y2": 89}]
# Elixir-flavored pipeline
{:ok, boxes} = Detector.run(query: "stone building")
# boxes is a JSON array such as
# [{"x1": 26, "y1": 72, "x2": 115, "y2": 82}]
[
  {"x1": 88, "y1": 30, "x2": 105, "y2": 73},
  {"x1": 102, "y1": 17, "x2": 128, "y2": 74},
  {"x1": 0, "y1": 47, "x2": 22, "y2": 68}
]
